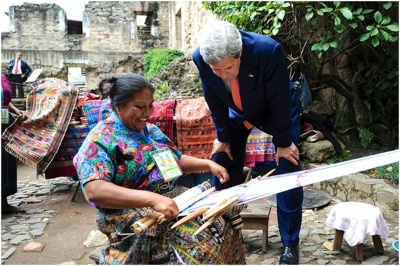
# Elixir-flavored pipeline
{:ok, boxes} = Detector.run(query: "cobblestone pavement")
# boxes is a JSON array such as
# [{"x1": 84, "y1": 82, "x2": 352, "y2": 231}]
[{"x1": 1, "y1": 164, "x2": 399, "y2": 265}]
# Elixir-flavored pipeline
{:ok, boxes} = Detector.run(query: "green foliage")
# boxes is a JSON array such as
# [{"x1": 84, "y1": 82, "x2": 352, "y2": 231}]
[
  {"x1": 154, "y1": 81, "x2": 169, "y2": 101},
  {"x1": 203, "y1": 1, "x2": 399, "y2": 148},
  {"x1": 359, "y1": 127, "x2": 374, "y2": 149},
  {"x1": 306, "y1": 2, "x2": 399, "y2": 58},
  {"x1": 376, "y1": 162, "x2": 399, "y2": 185},
  {"x1": 327, "y1": 150, "x2": 352, "y2": 164},
  {"x1": 202, "y1": 1, "x2": 290, "y2": 36},
  {"x1": 143, "y1": 48, "x2": 184, "y2": 79}
]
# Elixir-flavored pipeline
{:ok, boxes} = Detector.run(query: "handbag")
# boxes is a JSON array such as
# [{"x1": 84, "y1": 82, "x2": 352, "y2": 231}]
[{"x1": 291, "y1": 63, "x2": 312, "y2": 112}]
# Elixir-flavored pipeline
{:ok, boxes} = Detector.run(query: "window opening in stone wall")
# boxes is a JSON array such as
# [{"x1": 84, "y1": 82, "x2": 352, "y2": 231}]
[
  {"x1": 68, "y1": 67, "x2": 86, "y2": 86},
  {"x1": 136, "y1": 13, "x2": 152, "y2": 36},
  {"x1": 175, "y1": 9, "x2": 182, "y2": 49},
  {"x1": 67, "y1": 20, "x2": 83, "y2": 35}
]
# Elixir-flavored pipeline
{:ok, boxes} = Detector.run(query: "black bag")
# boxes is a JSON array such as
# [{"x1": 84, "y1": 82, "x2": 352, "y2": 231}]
[{"x1": 291, "y1": 63, "x2": 312, "y2": 112}]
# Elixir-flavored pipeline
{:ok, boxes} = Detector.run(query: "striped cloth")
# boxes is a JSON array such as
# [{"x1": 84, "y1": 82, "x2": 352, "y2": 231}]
[
  {"x1": 175, "y1": 97, "x2": 217, "y2": 159},
  {"x1": 148, "y1": 99, "x2": 175, "y2": 141},
  {"x1": 245, "y1": 127, "x2": 276, "y2": 167},
  {"x1": 2, "y1": 78, "x2": 78, "y2": 175},
  {"x1": 44, "y1": 124, "x2": 90, "y2": 179}
]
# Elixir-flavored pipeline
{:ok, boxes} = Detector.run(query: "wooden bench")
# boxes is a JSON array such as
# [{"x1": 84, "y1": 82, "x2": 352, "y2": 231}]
[{"x1": 241, "y1": 198, "x2": 272, "y2": 253}]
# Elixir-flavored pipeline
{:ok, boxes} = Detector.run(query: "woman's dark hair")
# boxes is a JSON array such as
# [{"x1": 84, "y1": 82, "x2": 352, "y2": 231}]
[{"x1": 98, "y1": 73, "x2": 155, "y2": 112}]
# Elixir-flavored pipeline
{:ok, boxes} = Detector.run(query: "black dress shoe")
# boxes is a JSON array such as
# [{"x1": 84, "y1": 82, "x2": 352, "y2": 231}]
[{"x1": 279, "y1": 246, "x2": 299, "y2": 265}]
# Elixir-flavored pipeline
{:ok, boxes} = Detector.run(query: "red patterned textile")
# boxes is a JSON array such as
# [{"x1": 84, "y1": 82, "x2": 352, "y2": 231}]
[
  {"x1": 175, "y1": 97, "x2": 216, "y2": 159},
  {"x1": 148, "y1": 99, "x2": 175, "y2": 141}
]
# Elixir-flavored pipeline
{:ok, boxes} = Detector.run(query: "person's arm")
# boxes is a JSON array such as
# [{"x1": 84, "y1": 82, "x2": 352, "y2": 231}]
[
  {"x1": 180, "y1": 154, "x2": 229, "y2": 184},
  {"x1": 84, "y1": 180, "x2": 179, "y2": 220},
  {"x1": 23, "y1": 61, "x2": 32, "y2": 77},
  {"x1": 8, "y1": 102, "x2": 28, "y2": 120}
]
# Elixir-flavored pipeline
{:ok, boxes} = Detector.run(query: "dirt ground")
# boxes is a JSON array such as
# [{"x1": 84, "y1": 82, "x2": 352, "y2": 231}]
[{"x1": 3, "y1": 163, "x2": 98, "y2": 265}]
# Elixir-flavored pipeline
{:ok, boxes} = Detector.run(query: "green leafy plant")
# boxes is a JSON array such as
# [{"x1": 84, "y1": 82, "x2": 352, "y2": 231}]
[
  {"x1": 203, "y1": 1, "x2": 399, "y2": 149},
  {"x1": 327, "y1": 149, "x2": 352, "y2": 164},
  {"x1": 154, "y1": 81, "x2": 169, "y2": 101},
  {"x1": 143, "y1": 48, "x2": 184, "y2": 79},
  {"x1": 359, "y1": 127, "x2": 374, "y2": 149},
  {"x1": 376, "y1": 162, "x2": 399, "y2": 185},
  {"x1": 202, "y1": 1, "x2": 290, "y2": 36}
]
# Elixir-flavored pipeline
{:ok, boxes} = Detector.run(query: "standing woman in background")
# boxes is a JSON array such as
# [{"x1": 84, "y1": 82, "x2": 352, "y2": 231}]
[{"x1": 1, "y1": 73, "x2": 28, "y2": 214}]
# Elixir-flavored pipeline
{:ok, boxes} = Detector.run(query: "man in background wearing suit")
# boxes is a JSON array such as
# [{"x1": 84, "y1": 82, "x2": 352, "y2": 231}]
[
  {"x1": 193, "y1": 21, "x2": 303, "y2": 265},
  {"x1": 7, "y1": 52, "x2": 32, "y2": 98}
]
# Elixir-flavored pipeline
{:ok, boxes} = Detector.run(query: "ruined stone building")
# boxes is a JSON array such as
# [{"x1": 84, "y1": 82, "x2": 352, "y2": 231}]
[{"x1": 1, "y1": 1, "x2": 218, "y2": 93}]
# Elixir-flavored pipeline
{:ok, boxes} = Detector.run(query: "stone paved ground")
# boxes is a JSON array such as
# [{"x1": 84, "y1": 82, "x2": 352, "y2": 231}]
[{"x1": 1, "y1": 163, "x2": 399, "y2": 265}]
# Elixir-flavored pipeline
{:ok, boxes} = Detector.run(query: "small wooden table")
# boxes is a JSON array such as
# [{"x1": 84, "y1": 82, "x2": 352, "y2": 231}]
[{"x1": 241, "y1": 198, "x2": 272, "y2": 253}]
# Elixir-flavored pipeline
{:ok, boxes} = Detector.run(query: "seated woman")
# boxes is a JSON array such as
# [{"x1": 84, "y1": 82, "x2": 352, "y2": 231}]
[{"x1": 73, "y1": 73, "x2": 246, "y2": 264}]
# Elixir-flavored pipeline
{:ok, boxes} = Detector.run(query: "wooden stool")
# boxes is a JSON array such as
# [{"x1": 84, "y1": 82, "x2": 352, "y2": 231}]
[
  {"x1": 241, "y1": 198, "x2": 272, "y2": 253},
  {"x1": 326, "y1": 202, "x2": 389, "y2": 261}
]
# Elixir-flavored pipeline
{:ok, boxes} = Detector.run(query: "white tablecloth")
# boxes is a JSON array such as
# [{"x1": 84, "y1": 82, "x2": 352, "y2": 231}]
[{"x1": 326, "y1": 202, "x2": 389, "y2": 247}]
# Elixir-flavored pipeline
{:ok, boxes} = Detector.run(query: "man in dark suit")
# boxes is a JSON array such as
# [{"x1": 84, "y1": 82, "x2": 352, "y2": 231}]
[
  {"x1": 7, "y1": 52, "x2": 32, "y2": 98},
  {"x1": 193, "y1": 21, "x2": 303, "y2": 265}
]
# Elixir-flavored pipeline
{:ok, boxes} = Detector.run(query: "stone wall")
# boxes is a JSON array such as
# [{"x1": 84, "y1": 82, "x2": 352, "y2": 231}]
[
  {"x1": 310, "y1": 172, "x2": 399, "y2": 223},
  {"x1": 1, "y1": 1, "x2": 200, "y2": 90}
]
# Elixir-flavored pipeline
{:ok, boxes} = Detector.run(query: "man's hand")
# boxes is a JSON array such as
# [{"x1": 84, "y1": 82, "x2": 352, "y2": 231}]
[
  {"x1": 275, "y1": 143, "x2": 299, "y2": 166},
  {"x1": 210, "y1": 139, "x2": 233, "y2": 160}
]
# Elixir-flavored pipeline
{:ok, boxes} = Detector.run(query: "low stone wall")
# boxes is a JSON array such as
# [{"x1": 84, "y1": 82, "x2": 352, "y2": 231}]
[{"x1": 310, "y1": 171, "x2": 399, "y2": 223}]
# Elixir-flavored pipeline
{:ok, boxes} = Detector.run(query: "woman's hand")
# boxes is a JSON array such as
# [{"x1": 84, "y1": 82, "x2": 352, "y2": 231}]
[
  {"x1": 208, "y1": 160, "x2": 230, "y2": 184},
  {"x1": 275, "y1": 143, "x2": 299, "y2": 166},
  {"x1": 210, "y1": 139, "x2": 233, "y2": 160},
  {"x1": 150, "y1": 194, "x2": 180, "y2": 220},
  {"x1": 19, "y1": 111, "x2": 28, "y2": 121}
]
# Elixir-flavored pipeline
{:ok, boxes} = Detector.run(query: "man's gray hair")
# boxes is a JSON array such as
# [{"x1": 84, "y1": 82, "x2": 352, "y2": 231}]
[{"x1": 199, "y1": 21, "x2": 242, "y2": 65}]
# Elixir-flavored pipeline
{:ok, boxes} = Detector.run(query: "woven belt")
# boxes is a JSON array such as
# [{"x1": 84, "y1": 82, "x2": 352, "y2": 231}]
[{"x1": 153, "y1": 182, "x2": 175, "y2": 193}]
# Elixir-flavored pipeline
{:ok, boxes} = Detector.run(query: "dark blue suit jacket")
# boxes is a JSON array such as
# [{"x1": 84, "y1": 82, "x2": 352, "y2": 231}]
[
  {"x1": 8, "y1": 59, "x2": 32, "y2": 81},
  {"x1": 193, "y1": 30, "x2": 295, "y2": 148}
]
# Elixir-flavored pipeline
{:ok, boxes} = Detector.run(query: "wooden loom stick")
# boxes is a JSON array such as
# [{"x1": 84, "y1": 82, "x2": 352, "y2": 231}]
[
  {"x1": 193, "y1": 213, "x2": 223, "y2": 236},
  {"x1": 202, "y1": 197, "x2": 239, "y2": 221},
  {"x1": 258, "y1": 168, "x2": 276, "y2": 180},
  {"x1": 193, "y1": 199, "x2": 239, "y2": 236},
  {"x1": 131, "y1": 212, "x2": 164, "y2": 235},
  {"x1": 171, "y1": 207, "x2": 209, "y2": 229},
  {"x1": 202, "y1": 198, "x2": 228, "y2": 218}
]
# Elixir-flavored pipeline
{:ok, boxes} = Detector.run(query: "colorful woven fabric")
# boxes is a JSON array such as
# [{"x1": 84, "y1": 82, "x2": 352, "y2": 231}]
[
  {"x1": 175, "y1": 97, "x2": 217, "y2": 159},
  {"x1": 44, "y1": 124, "x2": 90, "y2": 179},
  {"x1": 95, "y1": 187, "x2": 246, "y2": 264},
  {"x1": 148, "y1": 99, "x2": 175, "y2": 141},
  {"x1": 82, "y1": 98, "x2": 112, "y2": 128},
  {"x1": 245, "y1": 127, "x2": 276, "y2": 167},
  {"x1": 2, "y1": 78, "x2": 79, "y2": 175},
  {"x1": 82, "y1": 98, "x2": 175, "y2": 141}
]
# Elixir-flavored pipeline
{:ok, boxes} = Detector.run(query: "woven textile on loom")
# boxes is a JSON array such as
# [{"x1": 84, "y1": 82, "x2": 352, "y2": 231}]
[
  {"x1": 245, "y1": 127, "x2": 275, "y2": 167},
  {"x1": 175, "y1": 97, "x2": 216, "y2": 159},
  {"x1": 2, "y1": 78, "x2": 79, "y2": 175}
]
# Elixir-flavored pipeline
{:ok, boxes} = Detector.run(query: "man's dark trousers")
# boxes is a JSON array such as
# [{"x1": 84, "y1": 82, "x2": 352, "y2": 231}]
[{"x1": 9, "y1": 74, "x2": 24, "y2": 98}]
